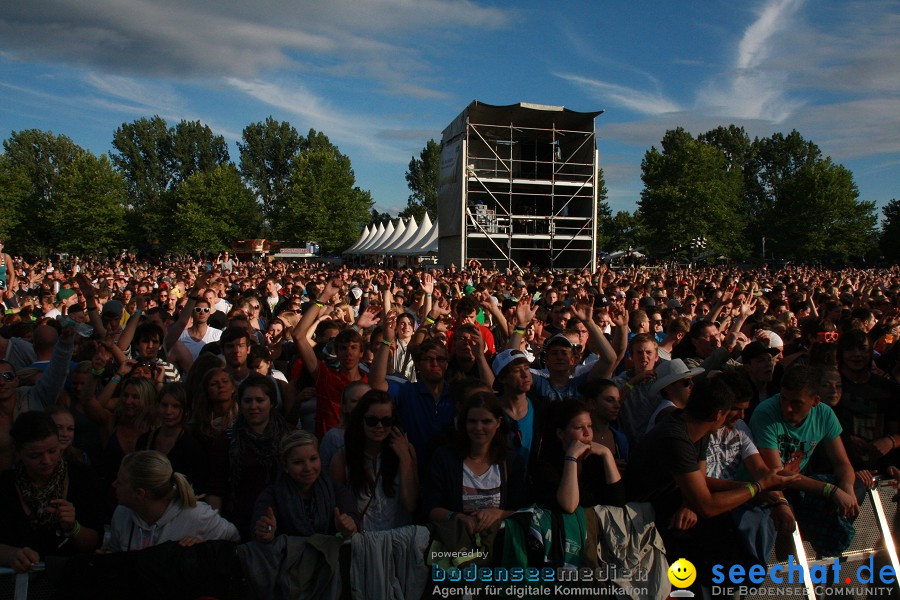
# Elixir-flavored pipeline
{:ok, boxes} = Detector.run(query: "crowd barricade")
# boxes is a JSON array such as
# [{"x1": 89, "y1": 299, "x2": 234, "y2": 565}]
[
  {"x1": 746, "y1": 479, "x2": 900, "y2": 599},
  {"x1": 3, "y1": 485, "x2": 899, "y2": 600}
]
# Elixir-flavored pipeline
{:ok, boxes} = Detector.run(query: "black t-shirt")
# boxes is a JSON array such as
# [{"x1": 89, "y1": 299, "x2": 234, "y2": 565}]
[
  {"x1": 837, "y1": 373, "x2": 900, "y2": 468},
  {"x1": 625, "y1": 411, "x2": 708, "y2": 522},
  {"x1": 0, "y1": 461, "x2": 106, "y2": 558},
  {"x1": 532, "y1": 452, "x2": 627, "y2": 511}
]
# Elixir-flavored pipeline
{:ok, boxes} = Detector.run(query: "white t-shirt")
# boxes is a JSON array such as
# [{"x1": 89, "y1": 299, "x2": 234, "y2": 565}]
[
  {"x1": 178, "y1": 326, "x2": 222, "y2": 360},
  {"x1": 705, "y1": 420, "x2": 758, "y2": 480},
  {"x1": 462, "y1": 463, "x2": 502, "y2": 512}
]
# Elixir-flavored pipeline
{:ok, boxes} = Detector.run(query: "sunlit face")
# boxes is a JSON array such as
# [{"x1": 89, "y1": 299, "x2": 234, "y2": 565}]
[
  {"x1": 19, "y1": 435, "x2": 62, "y2": 482},
  {"x1": 207, "y1": 371, "x2": 235, "y2": 402},
  {"x1": 632, "y1": 342, "x2": 658, "y2": 374},
  {"x1": 240, "y1": 385, "x2": 273, "y2": 429},
  {"x1": 465, "y1": 407, "x2": 500, "y2": 446},
  {"x1": 265, "y1": 322, "x2": 284, "y2": 344},
  {"x1": 590, "y1": 385, "x2": 621, "y2": 424},
  {"x1": 284, "y1": 444, "x2": 321, "y2": 489},
  {"x1": 51, "y1": 412, "x2": 76, "y2": 450},
  {"x1": 397, "y1": 316, "x2": 414, "y2": 338},
  {"x1": 158, "y1": 393, "x2": 184, "y2": 429},
  {"x1": 558, "y1": 411, "x2": 593, "y2": 446}
]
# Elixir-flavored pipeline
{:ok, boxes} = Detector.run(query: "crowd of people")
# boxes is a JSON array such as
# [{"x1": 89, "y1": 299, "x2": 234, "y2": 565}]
[{"x1": 1, "y1": 245, "x2": 900, "y2": 596}]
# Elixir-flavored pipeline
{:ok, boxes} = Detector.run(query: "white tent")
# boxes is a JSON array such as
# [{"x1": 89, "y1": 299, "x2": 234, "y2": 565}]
[
  {"x1": 354, "y1": 222, "x2": 384, "y2": 254},
  {"x1": 358, "y1": 221, "x2": 391, "y2": 254},
  {"x1": 344, "y1": 225, "x2": 372, "y2": 254},
  {"x1": 368, "y1": 218, "x2": 406, "y2": 254},
  {"x1": 381, "y1": 216, "x2": 418, "y2": 253},
  {"x1": 396, "y1": 214, "x2": 435, "y2": 255}
]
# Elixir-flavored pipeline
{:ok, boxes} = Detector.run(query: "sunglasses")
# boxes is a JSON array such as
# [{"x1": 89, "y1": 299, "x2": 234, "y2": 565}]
[
  {"x1": 0, "y1": 372, "x2": 15, "y2": 382},
  {"x1": 818, "y1": 331, "x2": 840, "y2": 343},
  {"x1": 194, "y1": 307, "x2": 211, "y2": 313},
  {"x1": 364, "y1": 416, "x2": 394, "y2": 428}
]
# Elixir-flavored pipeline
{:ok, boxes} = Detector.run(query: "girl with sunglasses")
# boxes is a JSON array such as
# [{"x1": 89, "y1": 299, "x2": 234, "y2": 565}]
[{"x1": 330, "y1": 390, "x2": 417, "y2": 531}]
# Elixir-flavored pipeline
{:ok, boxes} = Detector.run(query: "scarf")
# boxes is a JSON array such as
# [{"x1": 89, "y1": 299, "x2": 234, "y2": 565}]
[
  {"x1": 273, "y1": 471, "x2": 336, "y2": 537},
  {"x1": 16, "y1": 458, "x2": 67, "y2": 529},
  {"x1": 227, "y1": 412, "x2": 291, "y2": 500}
]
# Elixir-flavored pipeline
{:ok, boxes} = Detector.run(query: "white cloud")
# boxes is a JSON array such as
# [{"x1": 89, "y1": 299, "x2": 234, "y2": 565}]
[{"x1": 556, "y1": 73, "x2": 682, "y2": 116}]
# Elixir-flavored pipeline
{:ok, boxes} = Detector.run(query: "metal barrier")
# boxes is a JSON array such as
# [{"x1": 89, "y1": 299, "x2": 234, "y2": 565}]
[
  {"x1": 0, "y1": 564, "x2": 49, "y2": 600},
  {"x1": 743, "y1": 480, "x2": 900, "y2": 599}
]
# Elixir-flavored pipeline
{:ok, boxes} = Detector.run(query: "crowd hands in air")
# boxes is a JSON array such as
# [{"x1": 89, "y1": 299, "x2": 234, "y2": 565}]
[{"x1": 2, "y1": 248, "x2": 900, "y2": 593}]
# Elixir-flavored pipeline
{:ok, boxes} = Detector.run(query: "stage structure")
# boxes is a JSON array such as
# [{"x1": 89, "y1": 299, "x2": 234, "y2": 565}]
[{"x1": 437, "y1": 101, "x2": 603, "y2": 271}]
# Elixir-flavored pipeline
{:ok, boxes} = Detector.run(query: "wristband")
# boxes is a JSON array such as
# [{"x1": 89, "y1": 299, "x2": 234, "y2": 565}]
[
  {"x1": 110, "y1": 375, "x2": 122, "y2": 385},
  {"x1": 445, "y1": 511, "x2": 456, "y2": 522},
  {"x1": 746, "y1": 483, "x2": 757, "y2": 498},
  {"x1": 64, "y1": 521, "x2": 81, "y2": 538},
  {"x1": 624, "y1": 382, "x2": 634, "y2": 391},
  {"x1": 563, "y1": 456, "x2": 578, "y2": 463},
  {"x1": 891, "y1": 436, "x2": 897, "y2": 450},
  {"x1": 753, "y1": 480, "x2": 763, "y2": 495},
  {"x1": 514, "y1": 327, "x2": 526, "y2": 335},
  {"x1": 315, "y1": 301, "x2": 325, "y2": 308},
  {"x1": 425, "y1": 294, "x2": 432, "y2": 298},
  {"x1": 776, "y1": 497, "x2": 791, "y2": 507},
  {"x1": 425, "y1": 317, "x2": 435, "y2": 325},
  {"x1": 351, "y1": 324, "x2": 362, "y2": 333},
  {"x1": 91, "y1": 367, "x2": 105, "y2": 377},
  {"x1": 380, "y1": 338, "x2": 392, "y2": 347},
  {"x1": 822, "y1": 483, "x2": 835, "y2": 498}
]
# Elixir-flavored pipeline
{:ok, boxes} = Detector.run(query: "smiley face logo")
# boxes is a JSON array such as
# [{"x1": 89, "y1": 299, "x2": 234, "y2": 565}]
[{"x1": 668, "y1": 558, "x2": 697, "y2": 589}]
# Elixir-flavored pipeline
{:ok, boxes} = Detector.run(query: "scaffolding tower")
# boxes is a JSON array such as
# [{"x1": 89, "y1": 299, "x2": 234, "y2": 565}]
[{"x1": 437, "y1": 101, "x2": 602, "y2": 271}]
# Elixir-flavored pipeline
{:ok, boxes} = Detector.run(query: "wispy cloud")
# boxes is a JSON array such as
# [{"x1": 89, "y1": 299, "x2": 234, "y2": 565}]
[
  {"x1": 556, "y1": 73, "x2": 682, "y2": 115},
  {"x1": 700, "y1": 0, "x2": 805, "y2": 122},
  {"x1": 225, "y1": 77, "x2": 409, "y2": 163}
]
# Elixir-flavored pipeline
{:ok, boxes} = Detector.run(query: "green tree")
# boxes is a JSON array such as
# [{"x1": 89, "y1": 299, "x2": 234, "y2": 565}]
[
  {"x1": 601, "y1": 210, "x2": 646, "y2": 252},
  {"x1": 110, "y1": 116, "x2": 175, "y2": 241},
  {"x1": 0, "y1": 156, "x2": 30, "y2": 243},
  {"x1": 594, "y1": 166, "x2": 612, "y2": 247},
  {"x1": 171, "y1": 120, "x2": 230, "y2": 182},
  {"x1": 44, "y1": 153, "x2": 127, "y2": 254},
  {"x1": 3, "y1": 129, "x2": 85, "y2": 253},
  {"x1": 638, "y1": 128, "x2": 745, "y2": 257},
  {"x1": 280, "y1": 129, "x2": 373, "y2": 252},
  {"x1": 880, "y1": 199, "x2": 900, "y2": 263},
  {"x1": 400, "y1": 139, "x2": 439, "y2": 220},
  {"x1": 169, "y1": 165, "x2": 262, "y2": 253},
  {"x1": 238, "y1": 117, "x2": 303, "y2": 230},
  {"x1": 753, "y1": 131, "x2": 876, "y2": 261},
  {"x1": 369, "y1": 208, "x2": 393, "y2": 225}
]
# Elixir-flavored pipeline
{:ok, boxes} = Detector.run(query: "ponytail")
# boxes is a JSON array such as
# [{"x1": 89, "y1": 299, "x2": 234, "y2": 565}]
[{"x1": 173, "y1": 472, "x2": 197, "y2": 508}]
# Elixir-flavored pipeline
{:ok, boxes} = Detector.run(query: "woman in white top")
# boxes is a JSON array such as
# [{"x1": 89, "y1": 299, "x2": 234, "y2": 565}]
[{"x1": 105, "y1": 450, "x2": 239, "y2": 551}]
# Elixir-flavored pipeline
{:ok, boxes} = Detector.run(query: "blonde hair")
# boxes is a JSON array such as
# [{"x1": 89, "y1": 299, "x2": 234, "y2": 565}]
[
  {"x1": 279, "y1": 430, "x2": 318, "y2": 465},
  {"x1": 121, "y1": 450, "x2": 197, "y2": 508},
  {"x1": 116, "y1": 377, "x2": 159, "y2": 430}
]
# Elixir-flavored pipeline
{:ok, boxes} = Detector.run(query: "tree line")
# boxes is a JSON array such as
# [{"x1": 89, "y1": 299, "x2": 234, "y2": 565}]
[
  {"x1": 598, "y1": 125, "x2": 893, "y2": 264},
  {"x1": 0, "y1": 117, "x2": 373, "y2": 255},
  {"x1": 1, "y1": 118, "x2": 895, "y2": 263}
]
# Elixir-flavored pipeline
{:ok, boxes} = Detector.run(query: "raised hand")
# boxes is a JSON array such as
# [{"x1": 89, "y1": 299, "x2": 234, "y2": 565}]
[
  {"x1": 255, "y1": 506, "x2": 277, "y2": 542},
  {"x1": 356, "y1": 304, "x2": 381, "y2": 329},
  {"x1": 334, "y1": 507, "x2": 357, "y2": 536}
]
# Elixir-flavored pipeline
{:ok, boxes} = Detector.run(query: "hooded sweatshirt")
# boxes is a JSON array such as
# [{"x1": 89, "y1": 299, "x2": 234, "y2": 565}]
[{"x1": 104, "y1": 499, "x2": 240, "y2": 552}]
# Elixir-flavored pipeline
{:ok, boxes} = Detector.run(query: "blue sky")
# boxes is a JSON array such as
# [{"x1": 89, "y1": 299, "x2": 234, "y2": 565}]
[{"x1": 1, "y1": 0, "x2": 898, "y2": 218}]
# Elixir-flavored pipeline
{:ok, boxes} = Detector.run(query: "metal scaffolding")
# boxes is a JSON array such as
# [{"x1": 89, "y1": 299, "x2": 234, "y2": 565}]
[{"x1": 437, "y1": 101, "x2": 602, "y2": 271}]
